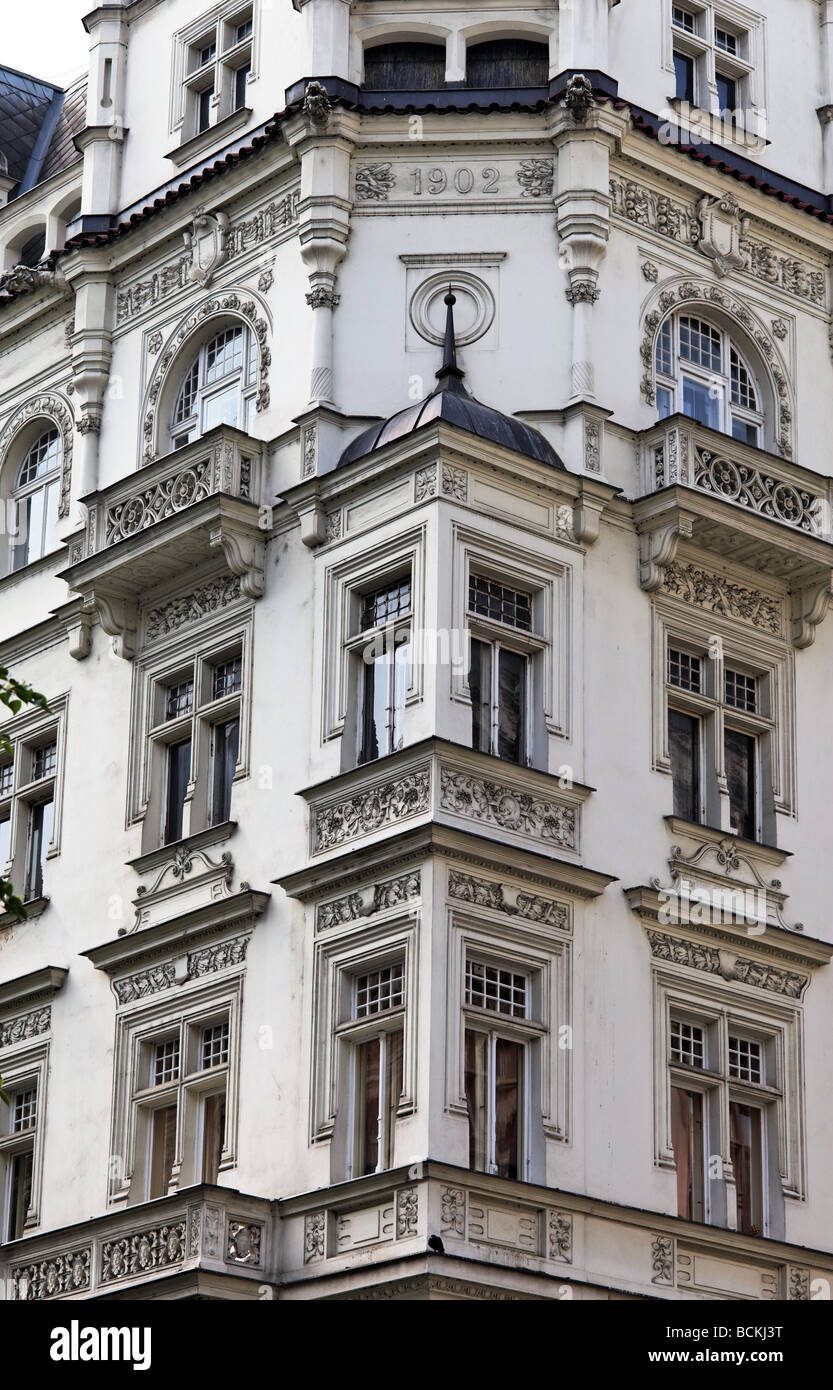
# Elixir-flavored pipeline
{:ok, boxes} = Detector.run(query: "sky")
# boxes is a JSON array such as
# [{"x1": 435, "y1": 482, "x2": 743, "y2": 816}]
[{"x1": 3, "y1": 1, "x2": 91, "y2": 87}]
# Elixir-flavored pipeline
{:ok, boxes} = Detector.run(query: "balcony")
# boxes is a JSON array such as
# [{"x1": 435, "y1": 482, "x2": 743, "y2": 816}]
[
  {"x1": 635, "y1": 417, "x2": 833, "y2": 647},
  {"x1": 59, "y1": 426, "x2": 266, "y2": 658}
]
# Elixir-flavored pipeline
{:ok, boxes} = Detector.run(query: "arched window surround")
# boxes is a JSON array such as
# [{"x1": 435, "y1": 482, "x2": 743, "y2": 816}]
[
  {"x1": 142, "y1": 291, "x2": 271, "y2": 467},
  {"x1": 0, "y1": 394, "x2": 74, "y2": 577},
  {"x1": 655, "y1": 310, "x2": 764, "y2": 447},
  {"x1": 640, "y1": 280, "x2": 793, "y2": 460}
]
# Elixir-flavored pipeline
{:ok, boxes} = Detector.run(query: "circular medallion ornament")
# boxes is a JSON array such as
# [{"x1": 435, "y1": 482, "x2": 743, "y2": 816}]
[{"x1": 409, "y1": 272, "x2": 496, "y2": 347}]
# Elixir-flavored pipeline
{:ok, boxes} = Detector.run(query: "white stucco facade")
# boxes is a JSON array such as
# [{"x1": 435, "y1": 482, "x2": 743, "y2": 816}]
[{"x1": 0, "y1": 0, "x2": 831, "y2": 1302}]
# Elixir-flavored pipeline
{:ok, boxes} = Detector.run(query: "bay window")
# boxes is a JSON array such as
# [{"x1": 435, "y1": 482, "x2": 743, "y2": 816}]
[
  {"x1": 463, "y1": 959, "x2": 539, "y2": 1181},
  {"x1": 354, "y1": 576, "x2": 412, "y2": 765},
  {"x1": 341, "y1": 962, "x2": 406, "y2": 1177},
  {"x1": 468, "y1": 574, "x2": 541, "y2": 767}
]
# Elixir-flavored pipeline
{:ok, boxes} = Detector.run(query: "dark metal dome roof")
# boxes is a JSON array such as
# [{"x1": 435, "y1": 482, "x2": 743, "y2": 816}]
[{"x1": 338, "y1": 292, "x2": 564, "y2": 471}]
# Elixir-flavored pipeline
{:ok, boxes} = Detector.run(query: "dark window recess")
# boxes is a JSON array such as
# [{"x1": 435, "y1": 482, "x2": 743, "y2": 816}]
[
  {"x1": 730, "y1": 1102, "x2": 763, "y2": 1234},
  {"x1": 469, "y1": 638, "x2": 491, "y2": 756},
  {"x1": 725, "y1": 728, "x2": 756, "y2": 840},
  {"x1": 469, "y1": 574, "x2": 532, "y2": 630},
  {"x1": 673, "y1": 50, "x2": 695, "y2": 103},
  {"x1": 210, "y1": 718, "x2": 239, "y2": 825},
  {"x1": 197, "y1": 86, "x2": 213, "y2": 133},
  {"x1": 671, "y1": 1086, "x2": 705, "y2": 1222},
  {"x1": 234, "y1": 63, "x2": 250, "y2": 110},
  {"x1": 669, "y1": 709, "x2": 700, "y2": 823},
  {"x1": 201, "y1": 1093, "x2": 226, "y2": 1184},
  {"x1": 360, "y1": 578, "x2": 411, "y2": 631},
  {"x1": 25, "y1": 798, "x2": 53, "y2": 900},
  {"x1": 8, "y1": 1149, "x2": 33, "y2": 1240},
  {"x1": 19, "y1": 231, "x2": 46, "y2": 268},
  {"x1": 164, "y1": 740, "x2": 191, "y2": 845},
  {"x1": 465, "y1": 38, "x2": 548, "y2": 88},
  {"x1": 362, "y1": 42, "x2": 446, "y2": 90},
  {"x1": 469, "y1": 639, "x2": 527, "y2": 764},
  {"x1": 149, "y1": 1105, "x2": 177, "y2": 1200},
  {"x1": 715, "y1": 71, "x2": 737, "y2": 114},
  {"x1": 497, "y1": 648, "x2": 525, "y2": 763}
]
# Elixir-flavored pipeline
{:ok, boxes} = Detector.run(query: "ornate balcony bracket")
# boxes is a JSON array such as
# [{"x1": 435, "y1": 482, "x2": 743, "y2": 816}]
[
  {"x1": 637, "y1": 513, "x2": 696, "y2": 592},
  {"x1": 58, "y1": 426, "x2": 266, "y2": 658},
  {"x1": 790, "y1": 575, "x2": 833, "y2": 650}
]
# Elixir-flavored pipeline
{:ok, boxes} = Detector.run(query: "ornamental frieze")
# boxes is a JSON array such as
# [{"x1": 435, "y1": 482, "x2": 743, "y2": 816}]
[
  {"x1": 116, "y1": 191, "x2": 299, "y2": 324},
  {"x1": 312, "y1": 770, "x2": 430, "y2": 853},
  {"x1": 440, "y1": 770, "x2": 577, "y2": 850},
  {"x1": 317, "y1": 872, "x2": 421, "y2": 930},
  {"x1": 353, "y1": 157, "x2": 554, "y2": 206},
  {"x1": 100, "y1": 1221, "x2": 186, "y2": 1283},
  {"x1": 447, "y1": 870, "x2": 569, "y2": 931},
  {"x1": 661, "y1": 561, "x2": 783, "y2": 635},
  {"x1": 610, "y1": 174, "x2": 825, "y2": 306},
  {"x1": 113, "y1": 934, "x2": 250, "y2": 1004},
  {"x1": 145, "y1": 574, "x2": 243, "y2": 640},
  {"x1": 646, "y1": 929, "x2": 808, "y2": 998},
  {"x1": 0, "y1": 1006, "x2": 50, "y2": 1049},
  {"x1": 12, "y1": 1248, "x2": 90, "y2": 1300}
]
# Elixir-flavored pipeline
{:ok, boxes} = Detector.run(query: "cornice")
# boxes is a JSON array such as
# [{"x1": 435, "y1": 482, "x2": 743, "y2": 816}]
[
  {"x1": 0, "y1": 967, "x2": 68, "y2": 1014},
  {"x1": 81, "y1": 888, "x2": 270, "y2": 976}
]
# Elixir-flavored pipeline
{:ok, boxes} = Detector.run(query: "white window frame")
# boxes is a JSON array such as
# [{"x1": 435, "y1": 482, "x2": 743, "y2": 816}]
[
  {"x1": 127, "y1": 607, "x2": 252, "y2": 847},
  {"x1": 108, "y1": 971, "x2": 244, "y2": 1208},
  {"x1": 350, "y1": 573, "x2": 413, "y2": 766},
  {"x1": 652, "y1": 596, "x2": 794, "y2": 833},
  {"x1": 652, "y1": 966, "x2": 804, "y2": 1213},
  {"x1": 655, "y1": 313, "x2": 764, "y2": 448},
  {"x1": 0, "y1": 1039, "x2": 49, "y2": 1238},
  {"x1": 9, "y1": 428, "x2": 62, "y2": 574},
  {"x1": 170, "y1": 0, "x2": 260, "y2": 139},
  {"x1": 0, "y1": 693, "x2": 68, "y2": 907},
  {"x1": 663, "y1": 0, "x2": 765, "y2": 140},
  {"x1": 170, "y1": 325, "x2": 258, "y2": 451}
]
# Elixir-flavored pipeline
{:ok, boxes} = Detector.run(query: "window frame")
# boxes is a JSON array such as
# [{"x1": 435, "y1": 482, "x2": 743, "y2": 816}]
[
  {"x1": 0, "y1": 694, "x2": 68, "y2": 908},
  {"x1": 655, "y1": 314, "x2": 765, "y2": 448},
  {"x1": 171, "y1": 1, "x2": 258, "y2": 140},
  {"x1": 348, "y1": 573, "x2": 413, "y2": 767},
  {"x1": 0, "y1": 1039, "x2": 50, "y2": 1239},
  {"x1": 665, "y1": 0, "x2": 763, "y2": 135},
  {"x1": 9, "y1": 428, "x2": 62, "y2": 574},
  {"x1": 169, "y1": 324, "x2": 258, "y2": 451}
]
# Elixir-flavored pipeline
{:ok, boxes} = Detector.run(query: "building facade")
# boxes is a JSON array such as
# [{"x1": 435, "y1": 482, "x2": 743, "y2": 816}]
[{"x1": 0, "y1": 0, "x2": 832, "y2": 1302}]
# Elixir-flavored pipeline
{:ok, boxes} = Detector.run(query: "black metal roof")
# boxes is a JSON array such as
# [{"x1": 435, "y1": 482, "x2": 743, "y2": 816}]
[
  {"x1": 0, "y1": 66, "x2": 85, "y2": 197},
  {"x1": 338, "y1": 291, "x2": 565, "y2": 471}
]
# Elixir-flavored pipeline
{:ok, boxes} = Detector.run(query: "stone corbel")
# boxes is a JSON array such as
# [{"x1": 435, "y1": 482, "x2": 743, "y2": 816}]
[
  {"x1": 91, "y1": 591, "x2": 138, "y2": 660},
  {"x1": 66, "y1": 601, "x2": 94, "y2": 661},
  {"x1": 638, "y1": 517, "x2": 694, "y2": 592},
  {"x1": 790, "y1": 575, "x2": 833, "y2": 649},
  {"x1": 573, "y1": 494, "x2": 605, "y2": 545},
  {"x1": 297, "y1": 497, "x2": 327, "y2": 548},
  {"x1": 209, "y1": 525, "x2": 265, "y2": 599}
]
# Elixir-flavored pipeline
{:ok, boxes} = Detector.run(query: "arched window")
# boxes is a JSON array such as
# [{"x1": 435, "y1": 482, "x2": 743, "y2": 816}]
[
  {"x1": 465, "y1": 38, "x2": 549, "y2": 87},
  {"x1": 655, "y1": 314, "x2": 763, "y2": 446},
  {"x1": 170, "y1": 324, "x2": 257, "y2": 450},
  {"x1": 10, "y1": 429, "x2": 61, "y2": 572},
  {"x1": 362, "y1": 42, "x2": 446, "y2": 90}
]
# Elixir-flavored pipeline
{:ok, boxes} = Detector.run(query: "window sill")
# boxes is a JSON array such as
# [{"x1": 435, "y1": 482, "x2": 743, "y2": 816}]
[
  {"x1": 165, "y1": 107, "x2": 252, "y2": 167},
  {"x1": 0, "y1": 895, "x2": 50, "y2": 924},
  {"x1": 664, "y1": 97, "x2": 768, "y2": 152},
  {"x1": 127, "y1": 821, "x2": 237, "y2": 879}
]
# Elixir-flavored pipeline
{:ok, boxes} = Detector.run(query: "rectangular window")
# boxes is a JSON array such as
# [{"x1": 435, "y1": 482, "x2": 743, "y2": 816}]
[
  {"x1": 673, "y1": 5, "x2": 695, "y2": 32},
  {"x1": 668, "y1": 648, "x2": 701, "y2": 693},
  {"x1": 164, "y1": 739, "x2": 191, "y2": 845},
  {"x1": 668, "y1": 709, "x2": 701, "y2": 823},
  {"x1": 153, "y1": 1037, "x2": 181, "y2": 1085},
  {"x1": 464, "y1": 1030, "x2": 524, "y2": 1180},
  {"x1": 725, "y1": 669, "x2": 757, "y2": 713},
  {"x1": 236, "y1": 18, "x2": 253, "y2": 42},
  {"x1": 12, "y1": 1088, "x2": 37, "y2": 1132},
  {"x1": 210, "y1": 718, "x2": 239, "y2": 826},
  {"x1": 715, "y1": 70, "x2": 737, "y2": 113},
  {"x1": 724, "y1": 727, "x2": 756, "y2": 839},
  {"x1": 149, "y1": 1105, "x2": 177, "y2": 1199},
  {"x1": 212, "y1": 657, "x2": 242, "y2": 700},
  {"x1": 201, "y1": 1093, "x2": 226, "y2": 1184},
  {"x1": 201, "y1": 1023, "x2": 229, "y2": 1070},
  {"x1": 657, "y1": 385, "x2": 673, "y2": 420},
  {"x1": 361, "y1": 579, "x2": 411, "y2": 631},
  {"x1": 197, "y1": 86, "x2": 213, "y2": 134},
  {"x1": 0, "y1": 759, "x2": 13, "y2": 796},
  {"x1": 233, "y1": 63, "x2": 250, "y2": 110},
  {"x1": 728, "y1": 1035, "x2": 762, "y2": 1083},
  {"x1": 714, "y1": 26, "x2": 737, "y2": 54},
  {"x1": 0, "y1": 813, "x2": 10, "y2": 868},
  {"x1": 31, "y1": 743, "x2": 56, "y2": 781},
  {"x1": 360, "y1": 641, "x2": 410, "y2": 763},
  {"x1": 465, "y1": 961, "x2": 528, "y2": 1019},
  {"x1": 469, "y1": 638, "x2": 527, "y2": 765},
  {"x1": 656, "y1": 318, "x2": 673, "y2": 377},
  {"x1": 468, "y1": 575, "x2": 532, "y2": 632},
  {"x1": 7, "y1": 1149, "x2": 33, "y2": 1241},
  {"x1": 670, "y1": 1019, "x2": 705, "y2": 1068},
  {"x1": 355, "y1": 965, "x2": 405, "y2": 1018},
  {"x1": 166, "y1": 679, "x2": 194, "y2": 720},
  {"x1": 730, "y1": 1102, "x2": 764, "y2": 1234},
  {"x1": 24, "y1": 798, "x2": 53, "y2": 900},
  {"x1": 671, "y1": 1086, "x2": 706, "y2": 1221},
  {"x1": 682, "y1": 376, "x2": 720, "y2": 431},
  {"x1": 674, "y1": 50, "x2": 695, "y2": 102},
  {"x1": 354, "y1": 1031, "x2": 403, "y2": 1176}
]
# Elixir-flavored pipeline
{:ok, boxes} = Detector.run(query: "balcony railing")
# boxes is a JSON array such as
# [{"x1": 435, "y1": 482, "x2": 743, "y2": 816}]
[{"x1": 640, "y1": 417, "x2": 833, "y2": 541}]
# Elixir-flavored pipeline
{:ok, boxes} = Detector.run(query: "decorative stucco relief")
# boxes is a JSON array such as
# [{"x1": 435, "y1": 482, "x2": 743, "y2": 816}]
[
  {"x1": 440, "y1": 770, "x2": 577, "y2": 850},
  {"x1": 448, "y1": 870, "x2": 569, "y2": 931},
  {"x1": 661, "y1": 561, "x2": 783, "y2": 635},
  {"x1": 646, "y1": 929, "x2": 808, "y2": 999}
]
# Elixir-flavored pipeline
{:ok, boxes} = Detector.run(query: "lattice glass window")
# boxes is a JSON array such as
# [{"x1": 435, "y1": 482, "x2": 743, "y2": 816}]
[
  {"x1": 465, "y1": 960, "x2": 529, "y2": 1018},
  {"x1": 656, "y1": 318, "x2": 673, "y2": 376},
  {"x1": 201, "y1": 1022, "x2": 230, "y2": 1069},
  {"x1": 355, "y1": 964, "x2": 405, "y2": 1018},
  {"x1": 668, "y1": 647, "x2": 702, "y2": 692},
  {"x1": 673, "y1": 4, "x2": 696, "y2": 31},
  {"x1": 10, "y1": 427, "x2": 62, "y2": 573},
  {"x1": 715, "y1": 25, "x2": 737, "y2": 53},
  {"x1": 18, "y1": 430, "x2": 60, "y2": 487},
  {"x1": 11, "y1": 1088, "x2": 37, "y2": 1133},
  {"x1": 670, "y1": 1019, "x2": 705, "y2": 1067},
  {"x1": 360, "y1": 578, "x2": 412, "y2": 631},
  {"x1": 173, "y1": 360, "x2": 199, "y2": 428},
  {"x1": 679, "y1": 316, "x2": 722, "y2": 371},
  {"x1": 170, "y1": 325, "x2": 258, "y2": 449},
  {"x1": 730, "y1": 348, "x2": 757, "y2": 410},
  {"x1": 31, "y1": 742, "x2": 56, "y2": 781},
  {"x1": 153, "y1": 1038, "x2": 181, "y2": 1085},
  {"x1": 212, "y1": 656, "x2": 242, "y2": 700},
  {"x1": 728, "y1": 1034, "x2": 762, "y2": 1082},
  {"x1": 165, "y1": 679, "x2": 194, "y2": 720},
  {"x1": 0, "y1": 759, "x2": 14, "y2": 795},
  {"x1": 204, "y1": 327, "x2": 244, "y2": 384},
  {"x1": 725, "y1": 668, "x2": 757, "y2": 712},
  {"x1": 468, "y1": 575, "x2": 532, "y2": 631}
]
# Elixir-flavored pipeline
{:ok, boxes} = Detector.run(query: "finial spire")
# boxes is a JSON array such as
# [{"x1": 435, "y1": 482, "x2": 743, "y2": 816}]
[{"x1": 435, "y1": 287, "x2": 466, "y2": 391}]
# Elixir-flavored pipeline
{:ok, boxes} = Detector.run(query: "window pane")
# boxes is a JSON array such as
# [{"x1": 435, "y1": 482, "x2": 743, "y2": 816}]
[
  {"x1": 205, "y1": 327, "x2": 244, "y2": 384},
  {"x1": 210, "y1": 717, "x2": 239, "y2": 825},
  {"x1": 715, "y1": 27, "x2": 737, "y2": 54},
  {"x1": 212, "y1": 656, "x2": 242, "y2": 700},
  {"x1": 153, "y1": 1037, "x2": 180, "y2": 1085},
  {"x1": 197, "y1": 86, "x2": 213, "y2": 133},
  {"x1": 43, "y1": 480, "x2": 59, "y2": 557},
  {"x1": 201, "y1": 382, "x2": 240, "y2": 433},
  {"x1": 731, "y1": 417, "x2": 758, "y2": 446},
  {"x1": 730, "y1": 348, "x2": 757, "y2": 410},
  {"x1": 164, "y1": 740, "x2": 191, "y2": 845},
  {"x1": 671, "y1": 1086, "x2": 705, "y2": 1221},
  {"x1": 730, "y1": 1102, "x2": 763, "y2": 1234},
  {"x1": 469, "y1": 638, "x2": 492, "y2": 754},
  {"x1": 31, "y1": 742, "x2": 57, "y2": 781},
  {"x1": 149, "y1": 1105, "x2": 177, "y2": 1199},
  {"x1": 716, "y1": 72, "x2": 737, "y2": 113},
  {"x1": 497, "y1": 647, "x2": 526, "y2": 764},
  {"x1": 670, "y1": 1020, "x2": 705, "y2": 1067},
  {"x1": 679, "y1": 317, "x2": 721, "y2": 371},
  {"x1": 360, "y1": 578, "x2": 411, "y2": 631},
  {"x1": 174, "y1": 359, "x2": 199, "y2": 425},
  {"x1": 464, "y1": 1030, "x2": 488, "y2": 1174},
  {"x1": 18, "y1": 429, "x2": 60, "y2": 487},
  {"x1": 10, "y1": 497, "x2": 30, "y2": 572},
  {"x1": 465, "y1": 961, "x2": 528, "y2": 1018},
  {"x1": 12, "y1": 1088, "x2": 37, "y2": 1132},
  {"x1": 668, "y1": 648, "x2": 701, "y2": 692},
  {"x1": 201, "y1": 1092, "x2": 226, "y2": 1184},
  {"x1": 655, "y1": 319, "x2": 672, "y2": 376},
  {"x1": 165, "y1": 678, "x2": 194, "y2": 720},
  {"x1": 728, "y1": 1035, "x2": 762, "y2": 1083},
  {"x1": 392, "y1": 639, "x2": 409, "y2": 752},
  {"x1": 25, "y1": 798, "x2": 52, "y2": 900},
  {"x1": 356, "y1": 964, "x2": 405, "y2": 1018},
  {"x1": 26, "y1": 486, "x2": 45, "y2": 564},
  {"x1": 494, "y1": 1038, "x2": 522, "y2": 1180},
  {"x1": 673, "y1": 51, "x2": 694, "y2": 103},
  {"x1": 8, "y1": 1149, "x2": 33, "y2": 1240},
  {"x1": 682, "y1": 376, "x2": 720, "y2": 430},
  {"x1": 0, "y1": 815, "x2": 9, "y2": 868},
  {"x1": 724, "y1": 728, "x2": 756, "y2": 839},
  {"x1": 657, "y1": 385, "x2": 673, "y2": 420},
  {"x1": 725, "y1": 669, "x2": 757, "y2": 713},
  {"x1": 468, "y1": 575, "x2": 532, "y2": 631},
  {"x1": 668, "y1": 709, "x2": 700, "y2": 823},
  {"x1": 234, "y1": 63, "x2": 250, "y2": 109},
  {"x1": 673, "y1": 5, "x2": 695, "y2": 32},
  {"x1": 356, "y1": 1037, "x2": 381, "y2": 1176},
  {"x1": 201, "y1": 1022, "x2": 229, "y2": 1069},
  {"x1": 360, "y1": 653, "x2": 388, "y2": 764},
  {"x1": 384, "y1": 1031, "x2": 403, "y2": 1170}
]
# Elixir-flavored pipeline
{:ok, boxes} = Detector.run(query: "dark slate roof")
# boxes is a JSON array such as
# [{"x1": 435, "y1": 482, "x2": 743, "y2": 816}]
[
  {"x1": 338, "y1": 291, "x2": 564, "y2": 471},
  {"x1": 0, "y1": 65, "x2": 84, "y2": 197},
  {"x1": 40, "y1": 77, "x2": 86, "y2": 183}
]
